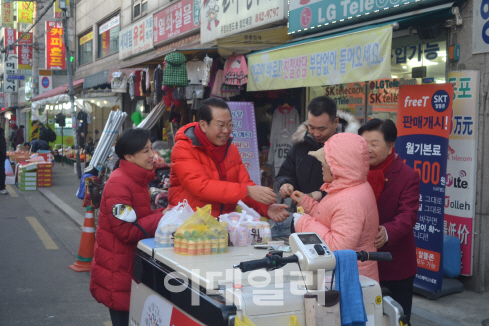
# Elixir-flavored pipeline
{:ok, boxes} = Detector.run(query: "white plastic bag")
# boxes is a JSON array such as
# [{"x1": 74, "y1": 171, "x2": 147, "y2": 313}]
[
  {"x1": 4, "y1": 159, "x2": 14, "y2": 176},
  {"x1": 155, "y1": 200, "x2": 194, "y2": 249},
  {"x1": 220, "y1": 212, "x2": 272, "y2": 246}
]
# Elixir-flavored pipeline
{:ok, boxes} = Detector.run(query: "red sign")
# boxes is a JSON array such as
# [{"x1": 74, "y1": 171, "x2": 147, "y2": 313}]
[
  {"x1": 153, "y1": 0, "x2": 200, "y2": 45},
  {"x1": 100, "y1": 30, "x2": 110, "y2": 57},
  {"x1": 416, "y1": 247, "x2": 441, "y2": 272},
  {"x1": 4, "y1": 28, "x2": 16, "y2": 55},
  {"x1": 45, "y1": 21, "x2": 66, "y2": 70},
  {"x1": 18, "y1": 32, "x2": 33, "y2": 70}
]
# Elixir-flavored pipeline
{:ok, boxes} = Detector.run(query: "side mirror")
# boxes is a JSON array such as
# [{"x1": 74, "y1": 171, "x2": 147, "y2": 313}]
[
  {"x1": 112, "y1": 204, "x2": 137, "y2": 223},
  {"x1": 112, "y1": 204, "x2": 150, "y2": 238}
]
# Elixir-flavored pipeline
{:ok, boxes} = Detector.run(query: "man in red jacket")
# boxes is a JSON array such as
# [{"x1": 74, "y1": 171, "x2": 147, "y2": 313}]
[{"x1": 169, "y1": 98, "x2": 289, "y2": 221}]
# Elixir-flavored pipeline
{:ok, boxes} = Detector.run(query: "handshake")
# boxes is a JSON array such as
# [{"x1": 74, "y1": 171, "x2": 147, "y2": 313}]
[{"x1": 279, "y1": 183, "x2": 323, "y2": 203}]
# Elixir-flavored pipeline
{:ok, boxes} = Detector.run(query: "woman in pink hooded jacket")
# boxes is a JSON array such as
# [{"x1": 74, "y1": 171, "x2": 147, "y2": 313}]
[{"x1": 291, "y1": 132, "x2": 380, "y2": 282}]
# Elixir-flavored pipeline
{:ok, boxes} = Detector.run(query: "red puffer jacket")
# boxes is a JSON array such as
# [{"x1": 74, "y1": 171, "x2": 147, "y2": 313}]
[
  {"x1": 90, "y1": 159, "x2": 163, "y2": 311},
  {"x1": 169, "y1": 122, "x2": 269, "y2": 218}
]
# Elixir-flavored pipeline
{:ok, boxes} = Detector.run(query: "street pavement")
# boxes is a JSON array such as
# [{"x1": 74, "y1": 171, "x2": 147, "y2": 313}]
[
  {"x1": 2, "y1": 162, "x2": 489, "y2": 326},
  {"x1": 0, "y1": 177, "x2": 110, "y2": 325}
]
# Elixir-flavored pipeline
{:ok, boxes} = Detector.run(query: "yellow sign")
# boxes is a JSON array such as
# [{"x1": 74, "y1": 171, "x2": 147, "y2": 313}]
[
  {"x1": 18, "y1": 1, "x2": 34, "y2": 24},
  {"x1": 79, "y1": 31, "x2": 93, "y2": 45},
  {"x1": 247, "y1": 25, "x2": 392, "y2": 91}
]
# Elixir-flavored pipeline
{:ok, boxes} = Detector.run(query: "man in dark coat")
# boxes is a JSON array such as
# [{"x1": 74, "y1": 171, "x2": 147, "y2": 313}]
[
  {"x1": 0, "y1": 128, "x2": 7, "y2": 194},
  {"x1": 275, "y1": 96, "x2": 360, "y2": 231},
  {"x1": 14, "y1": 125, "x2": 25, "y2": 149}
]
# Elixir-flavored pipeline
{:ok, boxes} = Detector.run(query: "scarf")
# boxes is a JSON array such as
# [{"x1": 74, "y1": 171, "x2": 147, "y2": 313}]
[
  {"x1": 367, "y1": 148, "x2": 396, "y2": 202},
  {"x1": 194, "y1": 124, "x2": 228, "y2": 180}
]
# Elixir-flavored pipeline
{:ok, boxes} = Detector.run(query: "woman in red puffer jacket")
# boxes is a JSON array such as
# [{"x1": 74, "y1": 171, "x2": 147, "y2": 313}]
[{"x1": 90, "y1": 128, "x2": 167, "y2": 326}]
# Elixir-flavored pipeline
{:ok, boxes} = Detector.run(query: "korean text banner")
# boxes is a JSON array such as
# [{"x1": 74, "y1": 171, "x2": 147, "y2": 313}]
[
  {"x1": 445, "y1": 71, "x2": 479, "y2": 276},
  {"x1": 4, "y1": 28, "x2": 16, "y2": 55},
  {"x1": 247, "y1": 25, "x2": 392, "y2": 91},
  {"x1": 395, "y1": 84, "x2": 454, "y2": 293},
  {"x1": 119, "y1": 15, "x2": 153, "y2": 60},
  {"x1": 1, "y1": 1, "x2": 14, "y2": 28},
  {"x1": 45, "y1": 21, "x2": 66, "y2": 70},
  {"x1": 200, "y1": 0, "x2": 287, "y2": 44},
  {"x1": 153, "y1": 0, "x2": 200, "y2": 46},
  {"x1": 18, "y1": 1, "x2": 34, "y2": 24},
  {"x1": 18, "y1": 32, "x2": 33, "y2": 70},
  {"x1": 227, "y1": 102, "x2": 261, "y2": 186}
]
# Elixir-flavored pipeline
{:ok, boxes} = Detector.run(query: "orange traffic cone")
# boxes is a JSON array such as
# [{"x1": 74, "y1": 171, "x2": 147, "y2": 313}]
[{"x1": 69, "y1": 206, "x2": 96, "y2": 272}]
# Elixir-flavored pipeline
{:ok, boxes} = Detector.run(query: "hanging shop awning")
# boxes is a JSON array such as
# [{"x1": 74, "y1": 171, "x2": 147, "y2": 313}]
[
  {"x1": 31, "y1": 78, "x2": 84, "y2": 101},
  {"x1": 83, "y1": 70, "x2": 110, "y2": 89},
  {"x1": 246, "y1": 23, "x2": 393, "y2": 92},
  {"x1": 216, "y1": 26, "x2": 293, "y2": 57}
]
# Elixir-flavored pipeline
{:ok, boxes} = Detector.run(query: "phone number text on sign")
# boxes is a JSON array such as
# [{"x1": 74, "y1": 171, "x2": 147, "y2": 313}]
[{"x1": 255, "y1": 7, "x2": 280, "y2": 22}]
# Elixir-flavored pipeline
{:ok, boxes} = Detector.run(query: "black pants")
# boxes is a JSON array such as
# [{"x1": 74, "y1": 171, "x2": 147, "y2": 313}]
[
  {"x1": 0, "y1": 158, "x2": 5, "y2": 191},
  {"x1": 109, "y1": 308, "x2": 129, "y2": 326},
  {"x1": 380, "y1": 275, "x2": 415, "y2": 326}
]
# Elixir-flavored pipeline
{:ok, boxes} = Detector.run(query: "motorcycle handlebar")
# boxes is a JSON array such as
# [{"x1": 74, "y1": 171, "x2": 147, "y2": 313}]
[{"x1": 234, "y1": 251, "x2": 392, "y2": 273}]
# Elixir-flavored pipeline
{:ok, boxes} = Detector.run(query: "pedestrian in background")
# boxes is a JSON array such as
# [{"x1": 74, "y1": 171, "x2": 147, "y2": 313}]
[
  {"x1": 90, "y1": 128, "x2": 168, "y2": 326},
  {"x1": 9, "y1": 125, "x2": 17, "y2": 151},
  {"x1": 0, "y1": 128, "x2": 7, "y2": 195},
  {"x1": 360, "y1": 119, "x2": 420, "y2": 326},
  {"x1": 29, "y1": 139, "x2": 50, "y2": 154},
  {"x1": 14, "y1": 125, "x2": 25, "y2": 149}
]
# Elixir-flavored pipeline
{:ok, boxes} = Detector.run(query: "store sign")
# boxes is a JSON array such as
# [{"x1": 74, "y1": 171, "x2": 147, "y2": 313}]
[
  {"x1": 45, "y1": 21, "x2": 66, "y2": 70},
  {"x1": 444, "y1": 71, "x2": 479, "y2": 276},
  {"x1": 200, "y1": 0, "x2": 287, "y2": 44},
  {"x1": 18, "y1": 32, "x2": 33, "y2": 70},
  {"x1": 99, "y1": 15, "x2": 120, "y2": 34},
  {"x1": 289, "y1": 0, "x2": 453, "y2": 33},
  {"x1": 247, "y1": 24, "x2": 392, "y2": 91},
  {"x1": 472, "y1": 0, "x2": 489, "y2": 53},
  {"x1": 79, "y1": 31, "x2": 93, "y2": 45},
  {"x1": 1, "y1": 1, "x2": 14, "y2": 28},
  {"x1": 153, "y1": 0, "x2": 200, "y2": 46},
  {"x1": 155, "y1": 33, "x2": 200, "y2": 55},
  {"x1": 227, "y1": 102, "x2": 261, "y2": 186},
  {"x1": 395, "y1": 84, "x2": 453, "y2": 293},
  {"x1": 18, "y1": 1, "x2": 34, "y2": 23},
  {"x1": 39, "y1": 70, "x2": 53, "y2": 95},
  {"x1": 119, "y1": 15, "x2": 154, "y2": 60},
  {"x1": 4, "y1": 29, "x2": 18, "y2": 94}
]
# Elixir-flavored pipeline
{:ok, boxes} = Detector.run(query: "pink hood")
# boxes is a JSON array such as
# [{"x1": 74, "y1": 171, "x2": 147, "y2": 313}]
[{"x1": 321, "y1": 133, "x2": 370, "y2": 194}]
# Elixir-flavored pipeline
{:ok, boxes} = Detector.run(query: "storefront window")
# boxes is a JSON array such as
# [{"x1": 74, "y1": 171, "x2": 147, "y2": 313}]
[
  {"x1": 98, "y1": 15, "x2": 120, "y2": 58},
  {"x1": 78, "y1": 31, "x2": 93, "y2": 66}
]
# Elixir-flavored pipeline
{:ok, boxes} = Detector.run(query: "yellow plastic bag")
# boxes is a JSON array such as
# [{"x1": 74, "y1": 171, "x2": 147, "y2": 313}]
[
  {"x1": 235, "y1": 316, "x2": 258, "y2": 326},
  {"x1": 174, "y1": 205, "x2": 228, "y2": 255},
  {"x1": 288, "y1": 315, "x2": 300, "y2": 326}
]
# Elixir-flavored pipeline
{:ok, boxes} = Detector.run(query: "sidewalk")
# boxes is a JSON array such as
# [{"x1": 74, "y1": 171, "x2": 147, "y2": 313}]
[
  {"x1": 37, "y1": 162, "x2": 489, "y2": 326},
  {"x1": 37, "y1": 161, "x2": 87, "y2": 227}
]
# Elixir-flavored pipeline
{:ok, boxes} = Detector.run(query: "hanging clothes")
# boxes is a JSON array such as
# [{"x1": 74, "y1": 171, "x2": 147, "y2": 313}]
[
  {"x1": 208, "y1": 58, "x2": 219, "y2": 89},
  {"x1": 111, "y1": 72, "x2": 127, "y2": 93},
  {"x1": 163, "y1": 51, "x2": 189, "y2": 87},
  {"x1": 141, "y1": 70, "x2": 147, "y2": 94},
  {"x1": 202, "y1": 56, "x2": 213, "y2": 86},
  {"x1": 211, "y1": 58, "x2": 240, "y2": 98},
  {"x1": 153, "y1": 66, "x2": 163, "y2": 103},
  {"x1": 268, "y1": 105, "x2": 301, "y2": 176},
  {"x1": 128, "y1": 73, "x2": 136, "y2": 100},
  {"x1": 186, "y1": 60, "x2": 205, "y2": 85},
  {"x1": 133, "y1": 70, "x2": 142, "y2": 97},
  {"x1": 223, "y1": 53, "x2": 248, "y2": 86}
]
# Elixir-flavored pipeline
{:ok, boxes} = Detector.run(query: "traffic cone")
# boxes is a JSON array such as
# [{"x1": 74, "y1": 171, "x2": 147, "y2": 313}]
[{"x1": 69, "y1": 206, "x2": 96, "y2": 272}]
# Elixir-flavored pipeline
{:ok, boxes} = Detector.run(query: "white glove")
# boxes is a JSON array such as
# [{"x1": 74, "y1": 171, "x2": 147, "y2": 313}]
[{"x1": 293, "y1": 213, "x2": 303, "y2": 228}]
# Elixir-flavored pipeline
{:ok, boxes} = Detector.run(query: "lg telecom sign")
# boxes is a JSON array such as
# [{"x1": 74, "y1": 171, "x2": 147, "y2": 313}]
[{"x1": 473, "y1": 0, "x2": 489, "y2": 53}]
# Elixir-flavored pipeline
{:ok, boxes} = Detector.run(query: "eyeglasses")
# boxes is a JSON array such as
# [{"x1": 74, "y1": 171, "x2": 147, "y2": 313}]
[{"x1": 211, "y1": 122, "x2": 234, "y2": 131}]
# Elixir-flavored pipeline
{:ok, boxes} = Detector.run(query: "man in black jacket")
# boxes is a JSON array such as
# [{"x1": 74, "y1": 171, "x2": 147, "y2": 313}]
[
  {"x1": 276, "y1": 96, "x2": 360, "y2": 208},
  {"x1": 0, "y1": 127, "x2": 7, "y2": 195}
]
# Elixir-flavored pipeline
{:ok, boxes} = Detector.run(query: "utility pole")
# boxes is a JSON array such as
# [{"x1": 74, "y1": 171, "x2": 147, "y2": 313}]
[
  {"x1": 31, "y1": 1, "x2": 39, "y2": 99},
  {"x1": 61, "y1": 1, "x2": 81, "y2": 178}
]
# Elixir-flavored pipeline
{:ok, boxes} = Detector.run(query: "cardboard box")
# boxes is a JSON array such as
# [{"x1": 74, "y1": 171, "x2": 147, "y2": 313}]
[
  {"x1": 10, "y1": 154, "x2": 30, "y2": 164},
  {"x1": 37, "y1": 183, "x2": 52, "y2": 187},
  {"x1": 19, "y1": 181, "x2": 37, "y2": 186},
  {"x1": 19, "y1": 176, "x2": 37, "y2": 182},
  {"x1": 19, "y1": 172, "x2": 37, "y2": 177},
  {"x1": 19, "y1": 163, "x2": 38, "y2": 172},
  {"x1": 37, "y1": 162, "x2": 54, "y2": 169},
  {"x1": 17, "y1": 185, "x2": 37, "y2": 191}
]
